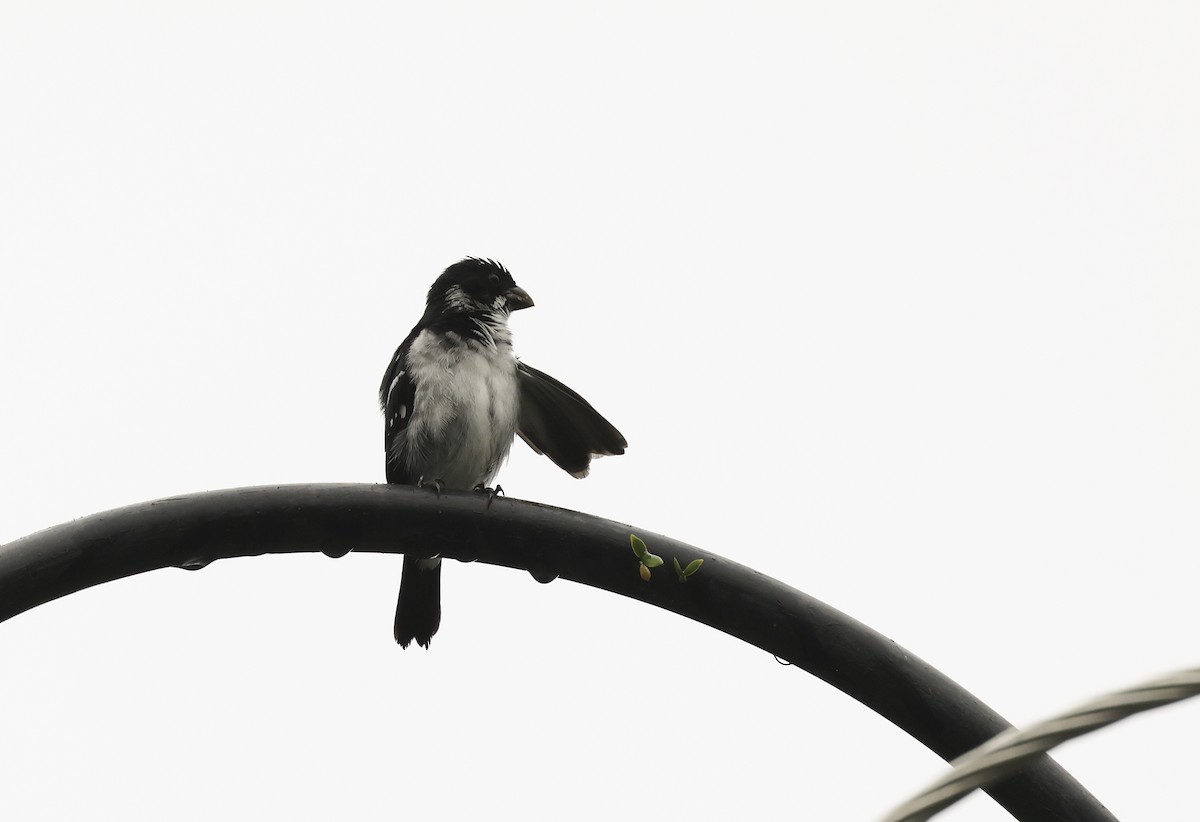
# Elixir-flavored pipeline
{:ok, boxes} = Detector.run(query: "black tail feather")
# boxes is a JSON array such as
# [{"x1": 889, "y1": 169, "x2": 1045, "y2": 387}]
[{"x1": 395, "y1": 555, "x2": 441, "y2": 649}]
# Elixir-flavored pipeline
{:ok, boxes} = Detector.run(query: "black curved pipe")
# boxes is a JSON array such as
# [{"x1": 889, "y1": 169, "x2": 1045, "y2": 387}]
[{"x1": 0, "y1": 484, "x2": 1115, "y2": 821}]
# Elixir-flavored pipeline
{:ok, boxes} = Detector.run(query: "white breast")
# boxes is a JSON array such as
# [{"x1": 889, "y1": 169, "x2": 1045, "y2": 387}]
[{"x1": 404, "y1": 326, "x2": 521, "y2": 489}]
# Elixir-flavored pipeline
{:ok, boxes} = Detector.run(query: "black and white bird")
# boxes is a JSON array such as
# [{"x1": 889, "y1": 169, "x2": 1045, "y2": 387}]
[{"x1": 379, "y1": 258, "x2": 627, "y2": 648}]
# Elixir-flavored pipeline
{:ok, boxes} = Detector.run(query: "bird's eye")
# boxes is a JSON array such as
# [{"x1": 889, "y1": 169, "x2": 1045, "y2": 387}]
[{"x1": 487, "y1": 273, "x2": 501, "y2": 285}]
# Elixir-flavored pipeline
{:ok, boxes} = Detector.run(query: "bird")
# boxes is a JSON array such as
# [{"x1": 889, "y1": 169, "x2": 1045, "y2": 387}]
[{"x1": 379, "y1": 257, "x2": 627, "y2": 648}]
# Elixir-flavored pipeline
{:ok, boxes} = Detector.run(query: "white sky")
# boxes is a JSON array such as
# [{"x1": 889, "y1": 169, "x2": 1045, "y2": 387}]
[{"x1": 2, "y1": 3, "x2": 1198, "y2": 820}]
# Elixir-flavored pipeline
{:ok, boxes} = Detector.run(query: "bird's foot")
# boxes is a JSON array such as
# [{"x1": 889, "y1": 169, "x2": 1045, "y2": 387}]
[
  {"x1": 473, "y1": 484, "x2": 505, "y2": 509},
  {"x1": 417, "y1": 477, "x2": 445, "y2": 498}
]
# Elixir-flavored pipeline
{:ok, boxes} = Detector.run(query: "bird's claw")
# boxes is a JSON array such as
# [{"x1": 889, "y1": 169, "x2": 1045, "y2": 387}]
[
  {"x1": 473, "y1": 484, "x2": 505, "y2": 509},
  {"x1": 417, "y1": 477, "x2": 445, "y2": 498}
]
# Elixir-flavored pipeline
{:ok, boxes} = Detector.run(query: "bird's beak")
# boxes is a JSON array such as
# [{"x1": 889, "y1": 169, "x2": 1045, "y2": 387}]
[{"x1": 506, "y1": 286, "x2": 534, "y2": 311}]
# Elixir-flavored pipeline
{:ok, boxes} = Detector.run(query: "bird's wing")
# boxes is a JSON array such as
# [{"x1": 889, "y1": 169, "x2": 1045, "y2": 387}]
[
  {"x1": 516, "y1": 361, "x2": 627, "y2": 479},
  {"x1": 380, "y1": 339, "x2": 419, "y2": 484}
]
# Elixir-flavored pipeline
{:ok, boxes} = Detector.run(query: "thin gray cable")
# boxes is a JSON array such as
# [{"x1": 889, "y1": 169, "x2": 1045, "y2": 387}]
[{"x1": 882, "y1": 668, "x2": 1200, "y2": 822}]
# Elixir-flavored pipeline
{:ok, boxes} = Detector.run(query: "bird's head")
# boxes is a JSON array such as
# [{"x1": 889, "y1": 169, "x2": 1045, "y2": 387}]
[{"x1": 427, "y1": 258, "x2": 534, "y2": 316}]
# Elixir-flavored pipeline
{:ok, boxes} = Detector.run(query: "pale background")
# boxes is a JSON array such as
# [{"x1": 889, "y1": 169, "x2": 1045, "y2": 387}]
[{"x1": 2, "y1": 3, "x2": 1198, "y2": 820}]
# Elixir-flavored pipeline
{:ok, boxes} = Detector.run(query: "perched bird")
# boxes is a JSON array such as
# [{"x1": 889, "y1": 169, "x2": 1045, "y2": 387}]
[{"x1": 379, "y1": 258, "x2": 627, "y2": 648}]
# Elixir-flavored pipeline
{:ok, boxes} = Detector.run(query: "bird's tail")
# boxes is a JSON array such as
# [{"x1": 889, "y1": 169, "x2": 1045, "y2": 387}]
[{"x1": 395, "y1": 555, "x2": 442, "y2": 649}]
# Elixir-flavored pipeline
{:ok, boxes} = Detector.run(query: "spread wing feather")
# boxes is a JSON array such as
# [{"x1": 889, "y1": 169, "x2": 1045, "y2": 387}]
[{"x1": 516, "y1": 361, "x2": 627, "y2": 478}]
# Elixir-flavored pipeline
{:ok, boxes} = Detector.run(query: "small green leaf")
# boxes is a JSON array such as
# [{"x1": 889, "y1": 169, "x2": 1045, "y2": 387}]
[
  {"x1": 673, "y1": 556, "x2": 705, "y2": 582},
  {"x1": 673, "y1": 557, "x2": 687, "y2": 582},
  {"x1": 643, "y1": 553, "x2": 664, "y2": 568},
  {"x1": 630, "y1": 534, "x2": 647, "y2": 560}
]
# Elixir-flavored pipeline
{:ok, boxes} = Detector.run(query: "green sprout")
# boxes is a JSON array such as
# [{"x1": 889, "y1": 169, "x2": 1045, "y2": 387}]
[
  {"x1": 631, "y1": 534, "x2": 663, "y2": 581},
  {"x1": 673, "y1": 556, "x2": 705, "y2": 583}
]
